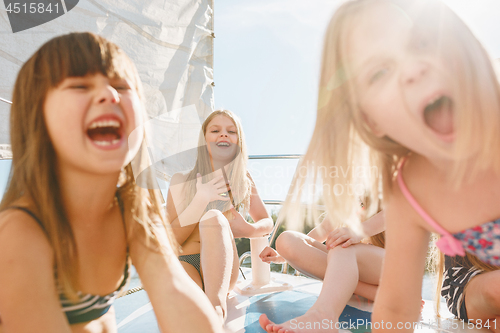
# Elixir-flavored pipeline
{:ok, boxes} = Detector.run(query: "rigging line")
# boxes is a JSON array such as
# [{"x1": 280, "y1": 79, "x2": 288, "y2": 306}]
[
  {"x1": 0, "y1": 49, "x2": 23, "y2": 66},
  {"x1": 0, "y1": 97, "x2": 12, "y2": 105}
]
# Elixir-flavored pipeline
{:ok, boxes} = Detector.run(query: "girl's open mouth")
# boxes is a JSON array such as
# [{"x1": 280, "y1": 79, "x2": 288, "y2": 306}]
[
  {"x1": 86, "y1": 117, "x2": 124, "y2": 149},
  {"x1": 423, "y1": 95, "x2": 455, "y2": 141}
]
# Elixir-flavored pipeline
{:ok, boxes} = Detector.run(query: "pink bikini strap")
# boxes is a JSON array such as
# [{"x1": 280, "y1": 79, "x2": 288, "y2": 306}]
[
  {"x1": 396, "y1": 156, "x2": 465, "y2": 257},
  {"x1": 396, "y1": 157, "x2": 451, "y2": 237}
]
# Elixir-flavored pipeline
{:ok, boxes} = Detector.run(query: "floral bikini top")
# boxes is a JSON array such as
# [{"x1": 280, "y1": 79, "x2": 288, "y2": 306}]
[{"x1": 397, "y1": 157, "x2": 500, "y2": 266}]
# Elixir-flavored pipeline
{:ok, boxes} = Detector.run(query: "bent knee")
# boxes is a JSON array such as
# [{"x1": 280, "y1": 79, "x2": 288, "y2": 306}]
[
  {"x1": 327, "y1": 244, "x2": 354, "y2": 258},
  {"x1": 482, "y1": 277, "x2": 500, "y2": 310},
  {"x1": 200, "y1": 209, "x2": 229, "y2": 227},
  {"x1": 276, "y1": 231, "x2": 302, "y2": 260}
]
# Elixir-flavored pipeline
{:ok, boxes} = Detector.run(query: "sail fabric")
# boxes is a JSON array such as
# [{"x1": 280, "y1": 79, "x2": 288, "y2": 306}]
[{"x1": 0, "y1": 0, "x2": 215, "y2": 171}]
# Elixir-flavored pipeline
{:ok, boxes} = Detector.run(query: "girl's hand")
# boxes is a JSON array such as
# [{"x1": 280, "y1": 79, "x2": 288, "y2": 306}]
[
  {"x1": 326, "y1": 227, "x2": 363, "y2": 249},
  {"x1": 195, "y1": 173, "x2": 231, "y2": 204},
  {"x1": 259, "y1": 246, "x2": 286, "y2": 264},
  {"x1": 228, "y1": 207, "x2": 252, "y2": 238}
]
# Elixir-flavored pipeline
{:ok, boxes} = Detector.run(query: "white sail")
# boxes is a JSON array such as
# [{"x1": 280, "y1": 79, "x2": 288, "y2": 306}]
[{"x1": 0, "y1": 0, "x2": 215, "y2": 170}]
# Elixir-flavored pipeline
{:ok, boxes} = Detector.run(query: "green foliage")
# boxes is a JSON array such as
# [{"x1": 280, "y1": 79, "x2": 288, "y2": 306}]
[{"x1": 235, "y1": 208, "x2": 315, "y2": 256}]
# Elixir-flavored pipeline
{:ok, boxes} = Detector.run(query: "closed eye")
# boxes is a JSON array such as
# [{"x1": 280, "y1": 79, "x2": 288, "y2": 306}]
[
  {"x1": 70, "y1": 85, "x2": 88, "y2": 89},
  {"x1": 369, "y1": 68, "x2": 389, "y2": 84},
  {"x1": 111, "y1": 80, "x2": 131, "y2": 91}
]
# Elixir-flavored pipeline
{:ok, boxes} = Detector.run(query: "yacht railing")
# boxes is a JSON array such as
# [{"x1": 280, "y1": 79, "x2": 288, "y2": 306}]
[{"x1": 0, "y1": 97, "x2": 12, "y2": 105}]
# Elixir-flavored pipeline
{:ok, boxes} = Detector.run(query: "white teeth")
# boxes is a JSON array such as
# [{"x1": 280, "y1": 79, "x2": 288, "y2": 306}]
[
  {"x1": 426, "y1": 95, "x2": 443, "y2": 107},
  {"x1": 93, "y1": 139, "x2": 120, "y2": 146},
  {"x1": 88, "y1": 119, "x2": 120, "y2": 129},
  {"x1": 216, "y1": 142, "x2": 230, "y2": 147}
]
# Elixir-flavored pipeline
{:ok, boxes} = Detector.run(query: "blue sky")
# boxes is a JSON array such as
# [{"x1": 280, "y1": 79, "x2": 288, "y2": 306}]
[
  {"x1": 2, "y1": 1, "x2": 500, "y2": 203},
  {"x1": 213, "y1": 0, "x2": 500, "y2": 203}
]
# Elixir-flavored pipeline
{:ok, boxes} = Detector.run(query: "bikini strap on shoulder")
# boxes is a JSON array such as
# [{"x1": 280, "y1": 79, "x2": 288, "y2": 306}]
[{"x1": 396, "y1": 157, "x2": 465, "y2": 256}]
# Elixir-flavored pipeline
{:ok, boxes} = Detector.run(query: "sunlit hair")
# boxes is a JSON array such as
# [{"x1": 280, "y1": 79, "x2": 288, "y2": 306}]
[
  {"x1": 282, "y1": 0, "x2": 500, "y2": 232},
  {"x1": 175, "y1": 110, "x2": 252, "y2": 218},
  {"x1": 0, "y1": 32, "x2": 175, "y2": 301}
]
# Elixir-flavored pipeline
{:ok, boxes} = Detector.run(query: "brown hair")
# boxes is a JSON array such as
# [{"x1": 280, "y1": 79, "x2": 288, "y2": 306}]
[{"x1": 1, "y1": 32, "x2": 174, "y2": 301}]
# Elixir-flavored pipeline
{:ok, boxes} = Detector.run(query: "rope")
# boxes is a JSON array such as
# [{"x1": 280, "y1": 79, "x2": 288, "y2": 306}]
[{"x1": 118, "y1": 285, "x2": 144, "y2": 298}]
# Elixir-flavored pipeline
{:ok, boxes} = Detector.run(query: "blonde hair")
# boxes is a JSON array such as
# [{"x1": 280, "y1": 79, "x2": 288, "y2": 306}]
[
  {"x1": 178, "y1": 110, "x2": 252, "y2": 217},
  {"x1": 1, "y1": 32, "x2": 175, "y2": 301},
  {"x1": 283, "y1": 0, "x2": 500, "y2": 232}
]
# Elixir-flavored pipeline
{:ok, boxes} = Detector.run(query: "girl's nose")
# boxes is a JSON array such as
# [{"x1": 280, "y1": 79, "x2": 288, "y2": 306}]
[
  {"x1": 401, "y1": 60, "x2": 428, "y2": 85},
  {"x1": 97, "y1": 85, "x2": 120, "y2": 104}
]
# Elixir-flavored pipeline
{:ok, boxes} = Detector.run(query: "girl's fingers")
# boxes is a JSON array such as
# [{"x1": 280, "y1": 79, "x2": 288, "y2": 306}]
[
  {"x1": 328, "y1": 229, "x2": 339, "y2": 238},
  {"x1": 212, "y1": 176, "x2": 226, "y2": 185},
  {"x1": 342, "y1": 239, "x2": 352, "y2": 248},
  {"x1": 333, "y1": 235, "x2": 348, "y2": 247},
  {"x1": 209, "y1": 175, "x2": 225, "y2": 184},
  {"x1": 216, "y1": 187, "x2": 229, "y2": 194},
  {"x1": 217, "y1": 184, "x2": 230, "y2": 191}
]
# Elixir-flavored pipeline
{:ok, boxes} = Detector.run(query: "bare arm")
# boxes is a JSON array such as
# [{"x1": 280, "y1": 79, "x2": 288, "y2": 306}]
[
  {"x1": 361, "y1": 210, "x2": 385, "y2": 238},
  {"x1": 230, "y1": 180, "x2": 273, "y2": 238},
  {"x1": 130, "y1": 223, "x2": 223, "y2": 333},
  {"x1": 247, "y1": 182, "x2": 273, "y2": 236},
  {"x1": 167, "y1": 183, "x2": 205, "y2": 245},
  {"x1": 372, "y1": 194, "x2": 428, "y2": 331},
  {"x1": 167, "y1": 173, "x2": 229, "y2": 245},
  {"x1": 0, "y1": 210, "x2": 71, "y2": 333},
  {"x1": 306, "y1": 214, "x2": 335, "y2": 243}
]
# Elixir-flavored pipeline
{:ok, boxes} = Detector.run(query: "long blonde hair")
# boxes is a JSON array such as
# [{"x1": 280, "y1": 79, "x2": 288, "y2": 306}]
[
  {"x1": 1, "y1": 32, "x2": 175, "y2": 301},
  {"x1": 283, "y1": 0, "x2": 500, "y2": 232},
  {"x1": 179, "y1": 110, "x2": 252, "y2": 217}
]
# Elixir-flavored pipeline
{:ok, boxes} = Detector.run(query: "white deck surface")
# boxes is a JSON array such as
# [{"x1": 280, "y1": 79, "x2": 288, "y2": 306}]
[{"x1": 115, "y1": 267, "x2": 489, "y2": 332}]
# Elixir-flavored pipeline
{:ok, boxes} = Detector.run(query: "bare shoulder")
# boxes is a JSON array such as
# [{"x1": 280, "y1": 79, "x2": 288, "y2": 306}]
[
  {"x1": 386, "y1": 157, "x2": 436, "y2": 232},
  {"x1": 0, "y1": 208, "x2": 53, "y2": 257},
  {"x1": 0, "y1": 209, "x2": 54, "y2": 285},
  {"x1": 0, "y1": 209, "x2": 70, "y2": 331}
]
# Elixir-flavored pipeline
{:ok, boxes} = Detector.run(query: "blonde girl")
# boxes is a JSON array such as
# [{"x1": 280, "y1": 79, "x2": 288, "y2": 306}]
[
  {"x1": 259, "y1": 204, "x2": 385, "y2": 333},
  {"x1": 280, "y1": 0, "x2": 500, "y2": 331},
  {"x1": 166, "y1": 109, "x2": 274, "y2": 321},
  {"x1": 0, "y1": 32, "x2": 222, "y2": 333}
]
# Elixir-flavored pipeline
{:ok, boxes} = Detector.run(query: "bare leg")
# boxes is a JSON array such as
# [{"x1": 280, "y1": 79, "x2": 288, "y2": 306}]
[
  {"x1": 199, "y1": 210, "x2": 237, "y2": 321},
  {"x1": 260, "y1": 243, "x2": 384, "y2": 333},
  {"x1": 276, "y1": 231, "x2": 381, "y2": 300},
  {"x1": 275, "y1": 231, "x2": 328, "y2": 279},
  {"x1": 464, "y1": 270, "x2": 500, "y2": 333},
  {"x1": 180, "y1": 261, "x2": 204, "y2": 290}
]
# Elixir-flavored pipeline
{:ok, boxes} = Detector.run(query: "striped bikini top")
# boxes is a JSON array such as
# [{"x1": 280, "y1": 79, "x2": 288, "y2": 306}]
[
  {"x1": 397, "y1": 157, "x2": 500, "y2": 266},
  {"x1": 8, "y1": 206, "x2": 131, "y2": 324}
]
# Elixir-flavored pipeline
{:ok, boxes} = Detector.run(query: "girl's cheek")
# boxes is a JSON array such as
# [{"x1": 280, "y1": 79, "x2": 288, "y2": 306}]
[{"x1": 129, "y1": 95, "x2": 144, "y2": 128}]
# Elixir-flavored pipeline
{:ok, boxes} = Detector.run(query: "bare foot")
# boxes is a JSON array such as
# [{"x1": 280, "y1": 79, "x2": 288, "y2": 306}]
[{"x1": 259, "y1": 308, "x2": 339, "y2": 333}]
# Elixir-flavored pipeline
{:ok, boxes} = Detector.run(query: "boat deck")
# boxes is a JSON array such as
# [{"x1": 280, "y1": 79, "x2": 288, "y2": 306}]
[{"x1": 115, "y1": 267, "x2": 488, "y2": 333}]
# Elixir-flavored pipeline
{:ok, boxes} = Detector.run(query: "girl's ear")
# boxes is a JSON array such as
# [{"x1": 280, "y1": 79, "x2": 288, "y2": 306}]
[{"x1": 361, "y1": 112, "x2": 385, "y2": 137}]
